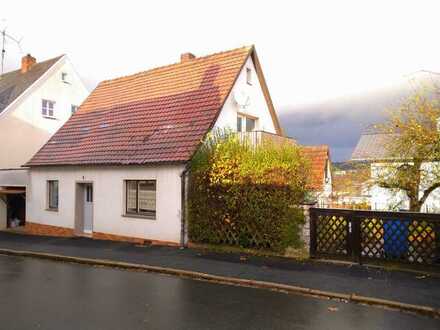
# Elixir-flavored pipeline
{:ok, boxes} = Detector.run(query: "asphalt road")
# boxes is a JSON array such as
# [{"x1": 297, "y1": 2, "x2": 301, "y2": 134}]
[{"x1": 0, "y1": 255, "x2": 438, "y2": 330}]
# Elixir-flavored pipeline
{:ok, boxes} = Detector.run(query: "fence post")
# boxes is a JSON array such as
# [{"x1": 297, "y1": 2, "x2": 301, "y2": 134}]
[
  {"x1": 309, "y1": 207, "x2": 317, "y2": 258},
  {"x1": 351, "y1": 215, "x2": 362, "y2": 264}
]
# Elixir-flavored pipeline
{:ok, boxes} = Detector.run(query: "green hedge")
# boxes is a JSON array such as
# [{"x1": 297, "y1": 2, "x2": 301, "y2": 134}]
[{"x1": 188, "y1": 131, "x2": 309, "y2": 252}]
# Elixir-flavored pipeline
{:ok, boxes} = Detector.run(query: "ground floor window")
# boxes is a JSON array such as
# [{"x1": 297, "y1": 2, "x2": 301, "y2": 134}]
[
  {"x1": 125, "y1": 180, "x2": 156, "y2": 218},
  {"x1": 47, "y1": 180, "x2": 59, "y2": 210}
]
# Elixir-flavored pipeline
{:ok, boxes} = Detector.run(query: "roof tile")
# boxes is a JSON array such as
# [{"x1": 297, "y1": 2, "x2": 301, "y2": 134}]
[{"x1": 27, "y1": 47, "x2": 252, "y2": 166}]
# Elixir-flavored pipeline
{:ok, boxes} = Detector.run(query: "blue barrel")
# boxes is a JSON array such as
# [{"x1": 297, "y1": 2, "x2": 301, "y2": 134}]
[{"x1": 383, "y1": 220, "x2": 409, "y2": 258}]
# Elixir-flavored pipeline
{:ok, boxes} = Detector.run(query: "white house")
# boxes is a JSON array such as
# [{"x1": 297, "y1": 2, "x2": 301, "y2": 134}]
[
  {"x1": 0, "y1": 54, "x2": 89, "y2": 230},
  {"x1": 25, "y1": 46, "x2": 286, "y2": 246},
  {"x1": 351, "y1": 130, "x2": 440, "y2": 212}
]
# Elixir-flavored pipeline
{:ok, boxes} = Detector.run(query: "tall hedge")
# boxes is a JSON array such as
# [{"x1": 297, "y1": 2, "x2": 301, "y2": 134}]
[{"x1": 188, "y1": 131, "x2": 310, "y2": 252}]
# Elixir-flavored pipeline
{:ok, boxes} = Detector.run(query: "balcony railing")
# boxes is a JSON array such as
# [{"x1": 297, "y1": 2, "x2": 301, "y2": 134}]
[{"x1": 236, "y1": 131, "x2": 295, "y2": 146}]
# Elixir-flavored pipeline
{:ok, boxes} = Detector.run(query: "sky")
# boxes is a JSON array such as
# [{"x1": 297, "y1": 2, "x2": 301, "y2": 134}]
[{"x1": 2, "y1": 1, "x2": 440, "y2": 161}]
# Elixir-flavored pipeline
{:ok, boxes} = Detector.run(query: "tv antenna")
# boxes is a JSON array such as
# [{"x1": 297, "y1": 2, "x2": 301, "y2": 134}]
[{"x1": 1, "y1": 27, "x2": 23, "y2": 75}]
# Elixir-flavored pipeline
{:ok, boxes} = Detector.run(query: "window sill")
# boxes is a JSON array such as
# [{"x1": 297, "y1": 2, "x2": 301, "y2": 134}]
[
  {"x1": 122, "y1": 213, "x2": 156, "y2": 221},
  {"x1": 42, "y1": 116, "x2": 58, "y2": 120},
  {"x1": 46, "y1": 208, "x2": 58, "y2": 212}
]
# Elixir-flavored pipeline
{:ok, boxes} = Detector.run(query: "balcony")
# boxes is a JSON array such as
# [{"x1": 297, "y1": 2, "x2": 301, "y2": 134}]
[{"x1": 236, "y1": 131, "x2": 295, "y2": 147}]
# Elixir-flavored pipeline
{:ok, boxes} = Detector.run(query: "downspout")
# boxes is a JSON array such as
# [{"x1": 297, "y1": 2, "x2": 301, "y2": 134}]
[{"x1": 180, "y1": 163, "x2": 191, "y2": 248}]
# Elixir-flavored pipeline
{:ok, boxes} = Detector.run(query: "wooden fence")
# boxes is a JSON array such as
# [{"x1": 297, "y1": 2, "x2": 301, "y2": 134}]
[{"x1": 309, "y1": 208, "x2": 440, "y2": 265}]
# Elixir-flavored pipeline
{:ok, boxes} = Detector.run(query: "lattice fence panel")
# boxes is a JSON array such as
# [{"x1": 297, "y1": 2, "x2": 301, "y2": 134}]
[
  {"x1": 208, "y1": 221, "x2": 273, "y2": 250},
  {"x1": 316, "y1": 215, "x2": 348, "y2": 255},
  {"x1": 408, "y1": 220, "x2": 437, "y2": 264},
  {"x1": 361, "y1": 217, "x2": 385, "y2": 259},
  {"x1": 360, "y1": 217, "x2": 438, "y2": 264}
]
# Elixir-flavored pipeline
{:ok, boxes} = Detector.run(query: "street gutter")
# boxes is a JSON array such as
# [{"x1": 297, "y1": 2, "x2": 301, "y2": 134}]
[{"x1": 0, "y1": 248, "x2": 439, "y2": 319}]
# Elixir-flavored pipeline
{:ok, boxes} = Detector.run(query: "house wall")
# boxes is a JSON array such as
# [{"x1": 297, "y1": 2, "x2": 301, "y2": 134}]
[
  {"x1": 0, "y1": 197, "x2": 6, "y2": 229},
  {"x1": 0, "y1": 57, "x2": 88, "y2": 170},
  {"x1": 214, "y1": 57, "x2": 277, "y2": 134},
  {"x1": 27, "y1": 165, "x2": 185, "y2": 243},
  {"x1": 370, "y1": 162, "x2": 440, "y2": 212},
  {"x1": 323, "y1": 160, "x2": 333, "y2": 197}
]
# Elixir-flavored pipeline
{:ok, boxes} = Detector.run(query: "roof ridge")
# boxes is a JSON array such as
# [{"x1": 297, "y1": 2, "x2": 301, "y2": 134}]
[
  {"x1": 99, "y1": 45, "x2": 253, "y2": 86},
  {"x1": 0, "y1": 54, "x2": 64, "y2": 77}
]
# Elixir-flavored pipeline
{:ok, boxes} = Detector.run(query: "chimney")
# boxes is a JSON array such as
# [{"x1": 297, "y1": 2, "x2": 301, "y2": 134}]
[
  {"x1": 21, "y1": 54, "x2": 36, "y2": 73},
  {"x1": 181, "y1": 52, "x2": 196, "y2": 63}
]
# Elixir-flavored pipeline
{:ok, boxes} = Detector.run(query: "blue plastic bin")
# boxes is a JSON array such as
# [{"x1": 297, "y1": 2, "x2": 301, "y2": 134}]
[{"x1": 383, "y1": 220, "x2": 409, "y2": 258}]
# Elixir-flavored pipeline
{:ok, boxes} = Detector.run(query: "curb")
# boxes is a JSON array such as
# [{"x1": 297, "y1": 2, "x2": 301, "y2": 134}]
[{"x1": 0, "y1": 248, "x2": 439, "y2": 319}]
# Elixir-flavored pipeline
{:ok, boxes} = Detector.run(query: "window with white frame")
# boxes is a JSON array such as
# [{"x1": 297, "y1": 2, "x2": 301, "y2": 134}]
[
  {"x1": 246, "y1": 67, "x2": 252, "y2": 85},
  {"x1": 71, "y1": 105, "x2": 79, "y2": 114},
  {"x1": 125, "y1": 180, "x2": 156, "y2": 218},
  {"x1": 47, "y1": 180, "x2": 59, "y2": 210},
  {"x1": 42, "y1": 99, "x2": 56, "y2": 118},
  {"x1": 237, "y1": 114, "x2": 257, "y2": 132},
  {"x1": 61, "y1": 72, "x2": 69, "y2": 83}
]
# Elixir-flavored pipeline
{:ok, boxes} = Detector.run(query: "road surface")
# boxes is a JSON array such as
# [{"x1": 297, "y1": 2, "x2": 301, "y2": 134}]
[{"x1": 0, "y1": 255, "x2": 438, "y2": 330}]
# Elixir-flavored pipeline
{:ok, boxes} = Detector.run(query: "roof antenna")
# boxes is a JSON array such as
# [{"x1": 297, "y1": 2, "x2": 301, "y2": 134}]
[{"x1": 1, "y1": 24, "x2": 23, "y2": 75}]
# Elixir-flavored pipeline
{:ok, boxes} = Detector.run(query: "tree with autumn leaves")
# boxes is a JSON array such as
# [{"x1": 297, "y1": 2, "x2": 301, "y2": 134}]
[{"x1": 374, "y1": 83, "x2": 440, "y2": 212}]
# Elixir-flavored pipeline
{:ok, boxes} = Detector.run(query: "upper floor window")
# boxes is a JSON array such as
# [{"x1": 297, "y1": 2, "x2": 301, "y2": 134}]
[
  {"x1": 61, "y1": 72, "x2": 69, "y2": 83},
  {"x1": 42, "y1": 99, "x2": 55, "y2": 118},
  {"x1": 237, "y1": 114, "x2": 257, "y2": 132},
  {"x1": 71, "y1": 105, "x2": 79, "y2": 115},
  {"x1": 246, "y1": 68, "x2": 252, "y2": 85}
]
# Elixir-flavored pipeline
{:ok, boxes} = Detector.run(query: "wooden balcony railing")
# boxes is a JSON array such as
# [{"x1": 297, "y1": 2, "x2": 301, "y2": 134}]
[{"x1": 236, "y1": 131, "x2": 295, "y2": 146}]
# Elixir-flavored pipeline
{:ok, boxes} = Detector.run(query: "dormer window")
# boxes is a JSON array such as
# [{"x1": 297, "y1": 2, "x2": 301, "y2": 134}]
[
  {"x1": 71, "y1": 105, "x2": 79, "y2": 115},
  {"x1": 246, "y1": 68, "x2": 252, "y2": 85},
  {"x1": 42, "y1": 99, "x2": 56, "y2": 118}
]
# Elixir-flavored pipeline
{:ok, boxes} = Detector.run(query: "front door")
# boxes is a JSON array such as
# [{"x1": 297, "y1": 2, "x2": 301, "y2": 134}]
[{"x1": 83, "y1": 184, "x2": 93, "y2": 234}]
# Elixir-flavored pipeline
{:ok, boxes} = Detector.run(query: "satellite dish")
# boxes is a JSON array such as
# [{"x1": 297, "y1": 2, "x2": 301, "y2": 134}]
[{"x1": 233, "y1": 88, "x2": 250, "y2": 108}]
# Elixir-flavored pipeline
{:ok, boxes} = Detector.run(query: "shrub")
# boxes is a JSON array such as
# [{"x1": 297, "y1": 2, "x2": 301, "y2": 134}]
[{"x1": 188, "y1": 131, "x2": 309, "y2": 252}]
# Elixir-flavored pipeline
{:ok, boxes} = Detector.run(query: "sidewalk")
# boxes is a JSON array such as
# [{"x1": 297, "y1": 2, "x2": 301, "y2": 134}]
[{"x1": 0, "y1": 231, "x2": 439, "y2": 309}]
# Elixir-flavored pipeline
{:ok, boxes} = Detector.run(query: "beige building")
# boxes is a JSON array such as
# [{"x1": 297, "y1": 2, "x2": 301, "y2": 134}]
[{"x1": 0, "y1": 54, "x2": 88, "y2": 230}]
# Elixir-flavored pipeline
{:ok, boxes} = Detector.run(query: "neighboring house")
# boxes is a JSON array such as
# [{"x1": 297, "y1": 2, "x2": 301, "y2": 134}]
[
  {"x1": 301, "y1": 145, "x2": 332, "y2": 204},
  {"x1": 0, "y1": 54, "x2": 89, "y2": 230},
  {"x1": 25, "y1": 46, "x2": 286, "y2": 246},
  {"x1": 332, "y1": 167, "x2": 371, "y2": 207},
  {"x1": 351, "y1": 129, "x2": 440, "y2": 212}
]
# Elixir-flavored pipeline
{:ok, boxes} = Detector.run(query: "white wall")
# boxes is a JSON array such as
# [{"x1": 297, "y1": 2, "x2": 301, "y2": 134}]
[
  {"x1": 27, "y1": 165, "x2": 185, "y2": 243},
  {"x1": 214, "y1": 57, "x2": 277, "y2": 133},
  {"x1": 370, "y1": 162, "x2": 440, "y2": 212},
  {"x1": 0, "y1": 57, "x2": 89, "y2": 170}
]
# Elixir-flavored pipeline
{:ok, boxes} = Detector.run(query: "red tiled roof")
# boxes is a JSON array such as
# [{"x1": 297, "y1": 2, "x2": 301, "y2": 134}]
[
  {"x1": 301, "y1": 145, "x2": 330, "y2": 191},
  {"x1": 27, "y1": 46, "x2": 254, "y2": 166}
]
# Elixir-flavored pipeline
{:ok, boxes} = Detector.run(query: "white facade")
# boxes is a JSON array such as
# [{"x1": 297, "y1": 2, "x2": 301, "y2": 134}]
[
  {"x1": 26, "y1": 55, "x2": 280, "y2": 243},
  {"x1": 0, "y1": 56, "x2": 88, "y2": 169},
  {"x1": 214, "y1": 57, "x2": 277, "y2": 134},
  {"x1": 27, "y1": 165, "x2": 185, "y2": 242},
  {"x1": 370, "y1": 162, "x2": 440, "y2": 213}
]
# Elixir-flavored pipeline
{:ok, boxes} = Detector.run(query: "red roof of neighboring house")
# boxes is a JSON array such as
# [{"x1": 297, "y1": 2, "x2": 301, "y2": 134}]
[
  {"x1": 27, "y1": 46, "x2": 280, "y2": 166},
  {"x1": 301, "y1": 145, "x2": 330, "y2": 191}
]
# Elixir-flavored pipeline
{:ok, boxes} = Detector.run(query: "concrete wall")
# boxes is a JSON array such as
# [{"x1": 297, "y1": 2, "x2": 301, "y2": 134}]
[
  {"x1": 214, "y1": 57, "x2": 277, "y2": 134},
  {"x1": 27, "y1": 165, "x2": 185, "y2": 243},
  {"x1": 0, "y1": 57, "x2": 88, "y2": 169},
  {"x1": 370, "y1": 162, "x2": 440, "y2": 212}
]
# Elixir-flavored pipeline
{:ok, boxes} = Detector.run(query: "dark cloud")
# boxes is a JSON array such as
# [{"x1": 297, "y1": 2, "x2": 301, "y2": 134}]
[{"x1": 278, "y1": 83, "x2": 412, "y2": 161}]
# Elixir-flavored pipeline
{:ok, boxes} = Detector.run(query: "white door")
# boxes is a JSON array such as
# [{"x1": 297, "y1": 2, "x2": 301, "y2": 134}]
[{"x1": 83, "y1": 184, "x2": 93, "y2": 234}]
